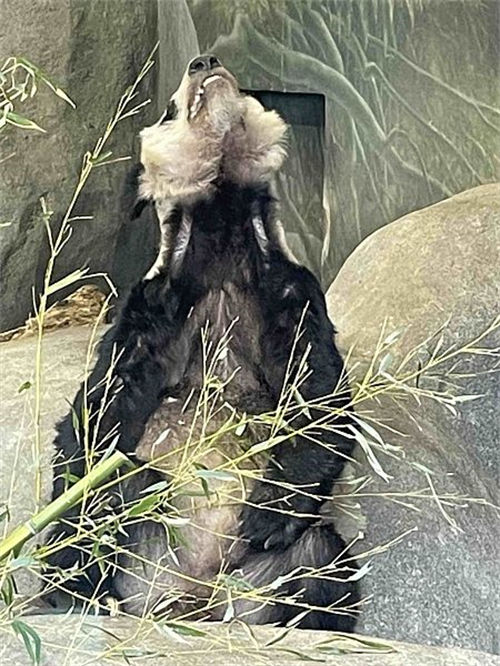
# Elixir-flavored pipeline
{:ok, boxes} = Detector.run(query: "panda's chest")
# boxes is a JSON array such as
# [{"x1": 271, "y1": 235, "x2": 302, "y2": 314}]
[
  {"x1": 136, "y1": 281, "x2": 270, "y2": 489},
  {"x1": 182, "y1": 283, "x2": 264, "y2": 390}
]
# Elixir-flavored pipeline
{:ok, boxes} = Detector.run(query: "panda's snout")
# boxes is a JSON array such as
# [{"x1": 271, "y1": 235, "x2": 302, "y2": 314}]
[{"x1": 188, "y1": 54, "x2": 221, "y2": 75}]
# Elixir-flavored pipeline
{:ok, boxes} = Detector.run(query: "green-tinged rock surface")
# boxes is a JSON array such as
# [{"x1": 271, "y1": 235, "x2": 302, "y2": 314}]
[
  {"x1": 326, "y1": 184, "x2": 500, "y2": 653},
  {"x1": 2, "y1": 615, "x2": 498, "y2": 666},
  {"x1": 0, "y1": 0, "x2": 158, "y2": 332},
  {"x1": 188, "y1": 0, "x2": 499, "y2": 283}
]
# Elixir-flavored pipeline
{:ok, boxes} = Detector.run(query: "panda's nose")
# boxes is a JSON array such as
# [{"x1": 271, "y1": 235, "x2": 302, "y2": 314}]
[{"x1": 188, "y1": 54, "x2": 221, "y2": 75}]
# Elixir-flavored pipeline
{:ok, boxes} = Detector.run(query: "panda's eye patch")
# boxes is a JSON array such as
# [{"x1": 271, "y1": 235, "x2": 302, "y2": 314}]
[{"x1": 161, "y1": 99, "x2": 178, "y2": 123}]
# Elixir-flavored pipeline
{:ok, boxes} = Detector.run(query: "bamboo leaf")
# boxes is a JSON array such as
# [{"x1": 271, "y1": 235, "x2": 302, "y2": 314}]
[
  {"x1": 15, "y1": 57, "x2": 76, "y2": 108},
  {"x1": 6, "y1": 111, "x2": 45, "y2": 133},
  {"x1": 349, "y1": 425, "x2": 392, "y2": 482},
  {"x1": 219, "y1": 573, "x2": 254, "y2": 591},
  {"x1": 286, "y1": 609, "x2": 311, "y2": 627},
  {"x1": 277, "y1": 648, "x2": 324, "y2": 662},
  {"x1": 222, "y1": 592, "x2": 234, "y2": 622},
  {"x1": 0, "y1": 505, "x2": 10, "y2": 523},
  {"x1": 127, "y1": 494, "x2": 160, "y2": 517},
  {"x1": 316, "y1": 633, "x2": 395, "y2": 654},
  {"x1": 1, "y1": 575, "x2": 16, "y2": 605},
  {"x1": 12, "y1": 620, "x2": 41, "y2": 665},
  {"x1": 452, "y1": 394, "x2": 483, "y2": 403},
  {"x1": 162, "y1": 515, "x2": 190, "y2": 528},
  {"x1": 344, "y1": 560, "x2": 373, "y2": 581},
  {"x1": 264, "y1": 626, "x2": 293, "y2": 647},
  {"x1": 8, "y1": 556, "x2": 39, "y2": 570},
  {"x1": 411, "y1": 462, "x2": 435, "y2": 476},
  {"x1": 53, "y1": 86, "x2": 76, "y2": 108},
  {"x1": 70, "y1": 406, "x2": 79, "y2": 434},
  {"x1": 200, "y1": 477, "x2": 211, "y2": 499},
  {"x1": 293, "y1": 387, "x2": 312, "y2": 418},
  {"x1": 383, "y1": 329, "x2": 403, "y2": 346},
  {"x1": 378, "y1": 352, "x2": 393, "y2": 374},
  {"x1": 247, "y1": 440, "x2": 273, "y2": 456},
  {"x1": 235, "y1": 421, "x2": 247, "y2": 436},
  {"x1": 194, "y1": 469, "x2": 234, "y2": 482},
  {"x1": 46, "y1": 268, "x2": 89, "y2": 296},
  {"x1": 141, "y1": 480, "x2": 169, "y2": 494},
  {"x1": 350, "y1": 415, "x2": 385, "y2": 446},
  {"x1": 89, "y1": 150, "x2": 113, "y2": 165},
  {"x1": 164, "y1": 622, "x2": 207, "y2": 638},
  {"x1": 315, "y1": 645, "x2": 343, "y2": 655}
]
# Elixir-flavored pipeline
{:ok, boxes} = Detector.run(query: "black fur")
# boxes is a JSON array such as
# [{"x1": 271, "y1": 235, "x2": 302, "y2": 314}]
[
  {"x1": 45, "y1": 175, "x2": 359, "y2": 629},
  {"x1": 122, "y1": 162, "x2": 150, "y2": 220}
]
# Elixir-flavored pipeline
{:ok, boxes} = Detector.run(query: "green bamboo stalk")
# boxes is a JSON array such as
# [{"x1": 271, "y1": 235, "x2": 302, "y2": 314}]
[{"x1": 0, "y1": 451, "x2": 132, "y2": 561}]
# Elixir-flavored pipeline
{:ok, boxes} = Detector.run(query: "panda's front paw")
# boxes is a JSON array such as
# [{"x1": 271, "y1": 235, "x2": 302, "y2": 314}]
[{"x1": 240, "y1": 486, "x2": 315, "y2": 552}]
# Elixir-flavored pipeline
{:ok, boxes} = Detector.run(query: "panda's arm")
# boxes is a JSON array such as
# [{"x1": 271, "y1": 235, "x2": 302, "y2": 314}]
[
  {"x1": 52, "y1": 276, "x2": 180, "y2": 498},
  {"x1": 45, "y1": 276, "x2": 182, "y2": 599},
  {"x1": 240, "y1": 258, "x2": 354, "y2": 551}
]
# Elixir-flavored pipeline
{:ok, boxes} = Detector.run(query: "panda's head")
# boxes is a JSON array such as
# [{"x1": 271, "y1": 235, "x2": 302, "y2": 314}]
[{"x1": 138, "y1": 55, "x2": 287, "y2": 215}]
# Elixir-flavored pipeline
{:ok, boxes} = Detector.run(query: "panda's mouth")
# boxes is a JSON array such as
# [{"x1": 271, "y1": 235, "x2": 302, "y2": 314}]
[{"x1": 188, "y1": 72, "x2": 236, "y2": 120}]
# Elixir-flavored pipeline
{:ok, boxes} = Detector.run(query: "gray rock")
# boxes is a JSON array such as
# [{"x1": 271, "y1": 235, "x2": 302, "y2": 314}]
[
  {"x1": 326, "y1": 184, "x2": 500, "y2": 654},
  {"x1": 0, "y1": 0, "x2": 158, "y2": 332},
  {"x1": 2, "y1": 615, "x2": 498, "y2": 666},
  {"x1": 0, "y1": 325, "x2": 104, "y2": 590}
]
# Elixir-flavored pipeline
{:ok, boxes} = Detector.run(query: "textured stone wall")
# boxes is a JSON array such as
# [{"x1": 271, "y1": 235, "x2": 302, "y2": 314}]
[
  {"x1": 0, "y1": 0, "x2": 158, "y2": 332},
  {"x1": 182, "y1": 0, "x2": 499, "y2": 285}
]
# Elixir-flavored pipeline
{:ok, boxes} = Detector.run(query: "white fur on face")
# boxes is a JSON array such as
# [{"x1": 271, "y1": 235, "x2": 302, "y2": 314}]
[{"x1": 138, "y1": 67, "x2": 288, "y2": 211}]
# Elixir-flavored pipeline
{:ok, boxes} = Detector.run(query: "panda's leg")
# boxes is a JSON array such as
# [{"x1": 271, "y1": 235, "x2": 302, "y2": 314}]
[
  {"x1": 241, "y1": 258, "x2": 354, "y2": 552},
  {"x1": 44, "y1": 277, "x2": 183, "y2": 607},
  {"x1": 227, "y1": 524, "x2": 360, "y2": 631},
  {"x1": 111, "y1": 466, "x2": 180, "y2": 616}
]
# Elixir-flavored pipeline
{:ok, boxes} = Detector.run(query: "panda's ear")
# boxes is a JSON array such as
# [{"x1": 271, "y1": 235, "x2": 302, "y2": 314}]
[{"x1": 122, "y1": 162, "x2": 150, "y2": 220}]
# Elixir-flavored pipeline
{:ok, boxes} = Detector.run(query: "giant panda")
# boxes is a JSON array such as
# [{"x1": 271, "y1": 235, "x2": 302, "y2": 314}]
[{"x1": 46, "y1": 54, "x2": 360, "y2": 631}]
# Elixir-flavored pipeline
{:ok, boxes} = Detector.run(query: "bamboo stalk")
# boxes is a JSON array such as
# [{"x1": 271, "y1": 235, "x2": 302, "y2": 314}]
[{"x1": 0, "y1": 451, "x2": 132, "y2": 561}]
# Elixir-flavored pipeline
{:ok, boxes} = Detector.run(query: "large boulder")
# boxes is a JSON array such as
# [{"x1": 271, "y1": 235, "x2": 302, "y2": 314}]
[
  {"x1": 0, "y1": 0, "x2": 158, "y2": 333},
  {"x1": 326, "y1": 184, "x2": 499, "y2": 654},
  {"x1": 0, "y1": 325, "x2": 103, "y2": 594}
]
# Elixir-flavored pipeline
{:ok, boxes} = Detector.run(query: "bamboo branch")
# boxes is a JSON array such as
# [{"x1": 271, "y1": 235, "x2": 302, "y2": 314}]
[{"x1": 0, "y1": 451, "x2": 132, "y2": 561}]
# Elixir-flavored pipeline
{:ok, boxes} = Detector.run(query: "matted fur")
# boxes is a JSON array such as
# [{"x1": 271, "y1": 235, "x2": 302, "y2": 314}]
[{"x1": 139, "y1": 70, "x2": 287, "y2": 208}]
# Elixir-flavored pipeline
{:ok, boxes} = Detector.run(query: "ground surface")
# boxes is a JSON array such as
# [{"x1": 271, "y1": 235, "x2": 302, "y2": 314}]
[{"x1": 3, "y1": 615, "x2": 499, "y2": 666}]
